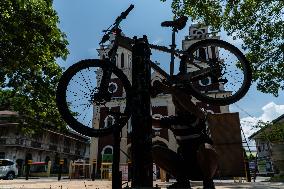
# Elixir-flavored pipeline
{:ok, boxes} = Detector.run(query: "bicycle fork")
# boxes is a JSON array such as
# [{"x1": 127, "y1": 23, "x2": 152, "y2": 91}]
[
  {"x1": 91, "y1": 65, "x2": 113, "y2": 105},
  {"x1": 170, "y1": 29, "x2": 177, "y2": 76}
]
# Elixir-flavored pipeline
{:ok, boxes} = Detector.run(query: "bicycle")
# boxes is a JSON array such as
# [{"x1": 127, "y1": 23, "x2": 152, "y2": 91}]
[{"x1": 56, "y1": 4, "x2": 252, "y2": 137}]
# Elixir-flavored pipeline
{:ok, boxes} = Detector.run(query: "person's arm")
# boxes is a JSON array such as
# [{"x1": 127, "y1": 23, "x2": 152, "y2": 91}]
[
  {"x1": 172, "y1": 90, "x2": 206, "y2": 120},
  {"x1": 152, "y1": 115, "x2": 178, "y2": 129}
]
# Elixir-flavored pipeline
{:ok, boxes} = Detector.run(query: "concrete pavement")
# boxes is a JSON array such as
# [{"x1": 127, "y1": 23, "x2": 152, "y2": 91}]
[{"x1": 0, "y1": 177, "x2": 283, "y2": 189}]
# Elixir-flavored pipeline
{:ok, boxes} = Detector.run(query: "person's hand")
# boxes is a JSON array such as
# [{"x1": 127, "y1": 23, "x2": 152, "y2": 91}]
[{"x1": 151, "y1": 80, "x2": 165, "y2": 97}]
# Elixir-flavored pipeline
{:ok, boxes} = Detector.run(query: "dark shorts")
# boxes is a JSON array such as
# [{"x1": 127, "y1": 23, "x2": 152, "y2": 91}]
[{"x1": 152, "y1": 135, "x2": 213, "y2": 180}]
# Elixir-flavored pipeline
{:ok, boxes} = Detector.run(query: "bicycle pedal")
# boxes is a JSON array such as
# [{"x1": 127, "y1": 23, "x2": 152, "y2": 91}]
[{"x1": 218, "y1": 78, "x2": 228, "y2": 84}]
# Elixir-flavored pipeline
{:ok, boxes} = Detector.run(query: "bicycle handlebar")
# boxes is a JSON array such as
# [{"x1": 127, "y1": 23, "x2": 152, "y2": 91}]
[
  {"x1": 100, "y1": 5, "x2": 134, "y2": 44},
  {"x1": 115, "y1": 4, "x2": 134, "y2": 25}
]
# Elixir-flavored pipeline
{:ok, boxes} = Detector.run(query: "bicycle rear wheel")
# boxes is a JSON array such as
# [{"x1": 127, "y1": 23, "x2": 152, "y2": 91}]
[
  {"x1": 56, "y1": 59, "x2": 132, "y2": 137},
  {"x1": 184, "y1": 39, "x2": 252, "y2": 105}
]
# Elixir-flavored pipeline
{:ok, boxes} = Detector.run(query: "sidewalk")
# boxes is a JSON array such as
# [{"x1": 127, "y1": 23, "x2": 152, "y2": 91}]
[{"x1": 0, "y1": 178, "x2": 283, "y2": 189}]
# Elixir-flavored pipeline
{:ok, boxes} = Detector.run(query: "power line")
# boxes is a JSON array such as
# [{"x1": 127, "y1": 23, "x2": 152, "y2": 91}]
[
  {"x1": 233, "y1": 103, "x2": 256, "y2": 119},
  {"x1": 232, "y1": 103, "x2": 259, "y2": 154}
]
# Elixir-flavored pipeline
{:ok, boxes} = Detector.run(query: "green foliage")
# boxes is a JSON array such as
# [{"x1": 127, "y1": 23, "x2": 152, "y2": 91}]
[
  {"x1": 248, "y1": 153, "x2": 255, "y2": 161},
  {"x1": 255, "y1": 121, "x2": 284, "y2": 142},
  {"x1": 162, "y1": 0, "x2": 284, "y2": 96},
  {"x1": 0, "y1": 0, "x2": 69, "y2": 133}
]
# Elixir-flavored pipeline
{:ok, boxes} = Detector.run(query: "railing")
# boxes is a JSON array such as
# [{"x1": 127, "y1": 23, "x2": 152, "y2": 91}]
[
  {"x1": 15, "y1": 138, "x2": 24, "y2": 145},
  {"x1": 63, "y1": 147, "x2": 70, "y2": 153},
  {"x1": 75, "y1": 150, "x2": 81, "y2": 156},
  {"x1": 0, "y1": 137, "x2": 23, "y2": 145},
  {"x1": 0, "y1": 138, "x2": 6, "y2": 145},
  {"x1": 0, "y1": 136, "x2": 86, "y2": 155},
  {"x1": 31, "y1": 141, "x2": 42, "y2": 148},
  {"x1": 49, "y1": 144, "x2": 57, "y2": 151}
]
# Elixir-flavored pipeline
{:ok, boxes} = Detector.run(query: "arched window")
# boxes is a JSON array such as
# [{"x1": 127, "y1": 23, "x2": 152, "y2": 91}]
[
  {"x1": 102, "y1": 146, "x2": 113, "y2": 163},
  {"x1": 45, "y1": 156, "x2": 50, "y2": 163},
  {"x1": 198, "y1": 48, "x2": 206, "y2": 60},
  {"x1": 128, "y1": 54, "x2": 132, "y2": 69},
  {"x1": 105, "y1": 116, "x2": 114, "y2": 128},
  {"x1": 121, "y1": 53, "x2": 124, "y2": 68},
  {"x1": 197, "y1": 31, "x2": 203, "y2": 35},
  {"x1": 211, "y1": 46, "x2": 216, "y2": 59},
  {"x1": 104, "y1": 147, "x2": 113, "y2": 154}
]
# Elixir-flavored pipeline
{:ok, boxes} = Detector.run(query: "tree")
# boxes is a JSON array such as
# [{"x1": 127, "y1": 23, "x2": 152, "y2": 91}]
[
  {"x1": 162, "y1": 0, "x2": 284, "y2": 96},
  {"x1": 0, "y1": 0, "x2": 69, "y2": 133}
]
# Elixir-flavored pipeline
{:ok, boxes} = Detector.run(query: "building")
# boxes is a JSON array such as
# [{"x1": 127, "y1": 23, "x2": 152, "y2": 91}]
[
  {"x1": 90, "y1": 24, "x2": 231, "y2": 178},
  {"x1": 0, "y1": 110, "x2": 90, "y2": 176},
  {"x1": 249, "y1": 114, "x2": 284, "y2": 175}
]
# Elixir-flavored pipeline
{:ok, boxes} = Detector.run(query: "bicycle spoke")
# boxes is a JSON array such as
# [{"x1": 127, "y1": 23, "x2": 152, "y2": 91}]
[
  {"x1": 57, "y1": 59, "x2": 132, "y2": 136},
  {"x1": 185, "y1": 39, "x2": 251, "y2": 105},
  {"x1": 80, "y1": 71, "x2": 93, "y2": 93}
]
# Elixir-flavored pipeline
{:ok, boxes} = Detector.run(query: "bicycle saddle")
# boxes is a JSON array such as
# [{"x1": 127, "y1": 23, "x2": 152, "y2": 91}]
[{"x1": 161, "y1": 16, "x2": 188, "y2": 30}]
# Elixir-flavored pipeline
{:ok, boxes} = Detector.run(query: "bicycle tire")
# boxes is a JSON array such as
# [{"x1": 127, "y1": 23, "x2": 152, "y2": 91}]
[
  {"x1": 184, "y1": 39, "x2": 252, "y2": 105},
  {"x1": 56, "y1": 59, "x2": 132, "y2": 137}
]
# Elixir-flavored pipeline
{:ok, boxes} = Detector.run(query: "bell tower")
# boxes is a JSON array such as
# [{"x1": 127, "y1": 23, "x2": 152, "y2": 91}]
[{"x1": 181, "y1": 24, "x2": 229, "y2": 113}]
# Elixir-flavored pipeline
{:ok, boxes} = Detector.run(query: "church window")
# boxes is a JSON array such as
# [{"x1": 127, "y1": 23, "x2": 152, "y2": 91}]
[
  {"x1": 108, "y1": 82, "x2": 117, "y2": 93},
  {"x1": 211, "y1": 46, "x2": 216, "y2": 59},
  {"x1": 121, "y1": 53, "x2": 124, "y2": 68},
  {"x1": 128, "y1": 54, "x2": 132, "y2": 69},
  {"x1": 199, "y1": 77, "x2": 211, "y2": 86},
  {"x1": 107, "y1": 117, "x2": 113, "y2": 127},
  {"x1": 198, "y1": 48, "x2": 206, "y2": 60},
  {"x1": 105, "y1": 116, "x2": 115, "y2": 128},
  {"x1": 104, "y1": 147, "x2": 112, "y2": 154},
  {"x1": 102, "y1": 146, "x2": 113, "y2": 162}
]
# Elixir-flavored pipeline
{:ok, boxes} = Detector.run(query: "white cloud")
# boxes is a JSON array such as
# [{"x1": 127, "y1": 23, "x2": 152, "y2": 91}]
[
  {"x1": 240, "y1": 102, "x2": 284, "y2": 148},
  {"x1": 151, "y1": 38, "x2": 163, "y2": 45},
  {"x1": 241, "y1": 117, "x2": 259, "y2": 138},
  {"x1": 259, "y1": 102, "x2": 284, "y2": 122}
]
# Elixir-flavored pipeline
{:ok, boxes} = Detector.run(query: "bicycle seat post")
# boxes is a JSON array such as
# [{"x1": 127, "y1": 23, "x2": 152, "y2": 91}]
[
  {"x1": 170, "y1": 28, "x2": 177, "y2": 76},
  {"x1": 161, "y1": 16, "x2": 188, "y2": 76}
]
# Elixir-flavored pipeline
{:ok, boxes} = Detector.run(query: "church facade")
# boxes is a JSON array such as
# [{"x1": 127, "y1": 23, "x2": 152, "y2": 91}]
[{"x1": 90, "y1": 24, "x2": 230, "y2": 177}]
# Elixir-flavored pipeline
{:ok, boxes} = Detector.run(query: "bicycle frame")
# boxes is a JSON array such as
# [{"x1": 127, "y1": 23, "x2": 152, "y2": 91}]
[{"x1": 97, "y1": 4, "x2": 220, "y2": 101}]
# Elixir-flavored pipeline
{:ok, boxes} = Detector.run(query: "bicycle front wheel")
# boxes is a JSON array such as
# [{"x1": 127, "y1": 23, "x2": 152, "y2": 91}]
[
  {"x1": 184, "y1": 39, "x2": 252, "y2": 105},
  {"x1": 56, "y1": 59, "x2": 132, "y2": 137}
]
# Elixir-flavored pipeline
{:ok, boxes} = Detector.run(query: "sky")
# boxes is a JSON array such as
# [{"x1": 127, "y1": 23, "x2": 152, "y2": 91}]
[{"x1": 53, "y1": 0, "x2": 284, "y2": 149}]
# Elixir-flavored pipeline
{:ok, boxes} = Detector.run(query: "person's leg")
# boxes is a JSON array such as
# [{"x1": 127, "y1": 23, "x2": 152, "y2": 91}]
[
  {"x1": 152, "y1": 145, "x2": 191, "y2": 187},
  {"x1": 196, "y1": 143, "x2": 218, "y2": 189}
]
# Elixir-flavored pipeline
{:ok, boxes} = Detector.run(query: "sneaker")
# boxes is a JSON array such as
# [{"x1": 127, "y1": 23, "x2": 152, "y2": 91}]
[
  {"x1": 203, "y1": 179, "x2": 215, "y2": 189},
  {"x1": 168, "y1": 181, "x2": 191, "y2": 189}
]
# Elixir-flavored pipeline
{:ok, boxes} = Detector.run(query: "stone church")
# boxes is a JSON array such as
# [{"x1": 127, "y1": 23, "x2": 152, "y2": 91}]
[{"x1": 90, "y1": 24, "x2": 231, "y2": 178}]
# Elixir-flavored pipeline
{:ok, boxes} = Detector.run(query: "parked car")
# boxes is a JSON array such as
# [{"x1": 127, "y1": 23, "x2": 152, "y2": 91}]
[{"x1": 0, "y1": 159, "x2": 18, "y2": 179}]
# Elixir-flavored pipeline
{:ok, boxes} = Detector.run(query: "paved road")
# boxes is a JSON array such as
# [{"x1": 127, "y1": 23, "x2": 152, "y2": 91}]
[{"x1": 0, "y1": 178, "x2": 283, "y2": 189}]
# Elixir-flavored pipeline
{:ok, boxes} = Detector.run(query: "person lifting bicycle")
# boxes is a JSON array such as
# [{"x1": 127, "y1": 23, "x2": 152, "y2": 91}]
[{"x1": 151, "y1": 81, "x2": 218, "y2": 189}]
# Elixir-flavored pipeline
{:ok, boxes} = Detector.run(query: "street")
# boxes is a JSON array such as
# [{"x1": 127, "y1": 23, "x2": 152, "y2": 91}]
[{"x1": 0, "y1": 177, "x2": 283, "y2": 189}]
